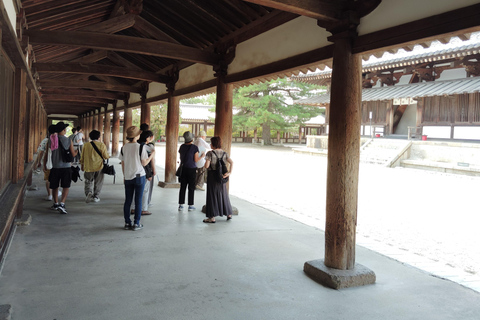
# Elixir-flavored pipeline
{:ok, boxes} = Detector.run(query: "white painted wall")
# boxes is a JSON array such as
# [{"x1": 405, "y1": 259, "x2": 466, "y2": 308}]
[
  {"x1": 230, "y1": 16, "x2": 330, "y2": 74},
  {"x1": 4, "y1": 0, "x2": 16, "y2": 36},
  {"x1": 358, "y1": 0, "x2": 480, "y2": 35},
  {"x1": 423, "y1": 126, "x2": 451, "y2": 139},
  {"x1": 396, "y1": 104, "x2": 418, "y2": 135},
  {"x1": 454, "y1": 127, "x2": 480, "y2": 140}
]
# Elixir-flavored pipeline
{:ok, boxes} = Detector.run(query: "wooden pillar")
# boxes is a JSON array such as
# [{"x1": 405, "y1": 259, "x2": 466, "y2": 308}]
[
  {"x1": 163, "y1": 95, "x2": 180, "y2": 184},
  {"x1": 92, "y1": 112, "x2": 98, "y2": 130},
  {"x1": 111, "y1": 102, "x2": 120, "y2": 156},
  {"x1": 324, "y1": 35, "x2": 362, "y2": 270},
  {"x1": 304, "y1": 25, "x2": 375, "y2": 289},
  {"x1": 140, "y1": 82, "x2": 150, "y2": 125},
  {"x1": 103, "y1": 111, "x2": 111, "y2": 152},
  {"x1": 214, "y1": 77, "x2": 233, "y2": 155},
  {"x1": 26, "y1": 89, "x2": 35, "y2": 163},
  {"x1": 97, "y1": 111, "x2": 103, "y2": 138},
  {"x1": 387, "y1": 101, "x2": 394, "y2": 135},
  {"x1": 123, "y1": 94, "x2": 132, "y2": 145},
  {"x1": 12, "y1": 68, "x2": 27, "y2": 183}
]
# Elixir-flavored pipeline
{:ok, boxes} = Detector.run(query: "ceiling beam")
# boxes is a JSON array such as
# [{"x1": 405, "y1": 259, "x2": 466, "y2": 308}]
[
  {"x1": 41, "y1": 94, "x2": 114, "y2": 105},
  {"x1": 25, "y1": 30, "x2": 219, "y2": 65},
  {"x1": 242, "y1": 0, "x2": 341, "y2": 22},
  {"x1": 37, "y1": 79, "x2": 142, "y2": 94},
  {"x1": 41, "y1": 88, "x2": 126, "y2": 100},
  {"x1": 33, "y1": 62, "x2": 170, "y2": 83},
  {"x1": 78, "y1": 13, "x2": 136, "y2": 33}
]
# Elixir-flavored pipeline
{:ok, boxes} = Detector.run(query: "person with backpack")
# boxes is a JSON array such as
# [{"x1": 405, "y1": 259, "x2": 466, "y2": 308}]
[
  {"x1": 178, "y1": 131, "x2": 204, "y2": 212},
  {"x1": 80, "y1": 130, "x2": 109, "y2": 203},
  {"x1": 203, "y1": 136, "x2": 233, "y2": 223},
  {"x1": 38, "y1": 125, "x2": 62, "y2": 201},
  {"x1": 43, "y1": 121, "x2": 78, "y2": 214},
  {"x1": 130, "y1": 130, "x2": 155, "y2": 215},
  {"x1": 119, "y1": 126, "x2": 155, "y2": 231}
]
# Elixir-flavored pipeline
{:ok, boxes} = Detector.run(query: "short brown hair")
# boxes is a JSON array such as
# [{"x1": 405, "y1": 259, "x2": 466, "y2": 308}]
[{"x1": 210, "y1": 136, "x2": 222, "y2": 149}]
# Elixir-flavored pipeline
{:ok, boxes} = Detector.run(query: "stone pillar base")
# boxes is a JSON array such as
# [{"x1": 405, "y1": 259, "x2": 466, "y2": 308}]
[
  {"x1": 157, "y1": 181, "x2": 180, "y2": 188},
  {"x1": 304, "y1": 259, "x2": 376, "y2": 289}
]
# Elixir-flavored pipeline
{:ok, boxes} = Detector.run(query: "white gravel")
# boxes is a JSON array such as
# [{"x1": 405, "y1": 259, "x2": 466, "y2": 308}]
[{"x1": 155, "y1": 142, "x2": 480, "y2": 283}]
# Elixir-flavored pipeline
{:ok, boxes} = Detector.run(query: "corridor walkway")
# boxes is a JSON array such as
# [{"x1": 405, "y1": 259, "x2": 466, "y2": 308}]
[{"x1": 0, "y1": 159, "x2": 479, "y2": 319}]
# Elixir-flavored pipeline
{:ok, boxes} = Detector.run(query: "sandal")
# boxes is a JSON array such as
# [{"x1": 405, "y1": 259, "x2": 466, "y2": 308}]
[
  {"x1": 227, "y1": 215, "x2": 232, "y2": 220},
  {"x1": 203, "y1": 219, "x2": 216, "y2": 223},
  {"x1": 141, "y1": 211, "x2": 152, "y2": 215}
]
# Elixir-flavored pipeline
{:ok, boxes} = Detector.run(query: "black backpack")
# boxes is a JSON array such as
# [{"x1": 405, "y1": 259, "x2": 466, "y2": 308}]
[{"x1": 212, "y1": 150, "x2": 228, "y2": 184}]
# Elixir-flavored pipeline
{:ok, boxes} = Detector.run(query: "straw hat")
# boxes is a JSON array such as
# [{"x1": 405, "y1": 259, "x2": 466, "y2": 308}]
[{"x1": 126, "y1": 126, "x2": 141, "y2": 138}]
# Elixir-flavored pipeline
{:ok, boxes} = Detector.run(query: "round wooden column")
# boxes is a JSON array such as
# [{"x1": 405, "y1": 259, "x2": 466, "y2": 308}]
[
  {"x1": 214, "y1": 77, "x2": 233, "y2": 155},
  {"x1": 140, "y1": 84, "x2": 150, "y2": 126},
  {"x1": 111, "y1": 105, "x2": 120, "y2": 156},
  {"x1": 164, "y1": 95, "x2": 180, "y2": 184},
  {"x1": 123, "y1": 107, "x2": 132, "y2": 145},
  {"x1": 103, "y1": 111, "x2": 111, "y2": 153},
  {"x1": 97, "y1": 112, "x2": 103, "y2": 141},
  {"x1": 324, "y1": 36, "x2": 362, "y2": 270}
]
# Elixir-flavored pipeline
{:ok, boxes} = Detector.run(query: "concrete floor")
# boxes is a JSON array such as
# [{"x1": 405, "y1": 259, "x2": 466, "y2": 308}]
[{"x1": 1, "y1": 161, "x2": 480, "y2": 319}]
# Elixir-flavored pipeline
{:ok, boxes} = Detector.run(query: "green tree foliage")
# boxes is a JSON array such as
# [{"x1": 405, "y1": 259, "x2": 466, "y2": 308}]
[
  {"x1": 132, "y1": 104, "x2": 168, "y2": 140},
  {"x1": 233, "y1": 79, "x2": 323, "y2": 144}
]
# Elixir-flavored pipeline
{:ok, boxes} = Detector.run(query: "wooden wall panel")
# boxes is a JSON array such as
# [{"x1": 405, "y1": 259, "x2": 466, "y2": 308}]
[{"x1": 0, "y1": 48, "x2": 14, "y2": 192}]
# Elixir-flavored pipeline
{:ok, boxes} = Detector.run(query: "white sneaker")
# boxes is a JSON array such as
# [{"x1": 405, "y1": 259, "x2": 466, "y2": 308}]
[
  {"x1": 45, "y1": 195, "x2": 53, "y2": 201},
  {"x1": 85, "y1": 192, "x2": 93, "y2": 203},
  {"x1": 93, "y1": 196, "x2": 100, "y2": 203}
]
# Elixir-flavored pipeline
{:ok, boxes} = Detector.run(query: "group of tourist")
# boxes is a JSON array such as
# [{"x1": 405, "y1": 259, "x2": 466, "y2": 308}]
[
  {"x1": 177, "y1": 131, "x2": 233, "y2": 223},
  {"x1": 36, "y1": 123, "x2": 234, "y2": 229}
]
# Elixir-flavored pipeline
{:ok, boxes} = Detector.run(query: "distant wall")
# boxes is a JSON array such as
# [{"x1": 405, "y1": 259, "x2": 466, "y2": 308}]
[{"x1": 396, "y1": 104, "x2": 417, "y2": 135}]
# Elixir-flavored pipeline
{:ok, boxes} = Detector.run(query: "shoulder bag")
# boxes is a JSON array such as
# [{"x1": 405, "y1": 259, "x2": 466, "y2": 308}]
[{"x1": 91, "y1": 142, "x2": 116, "y2": 183}]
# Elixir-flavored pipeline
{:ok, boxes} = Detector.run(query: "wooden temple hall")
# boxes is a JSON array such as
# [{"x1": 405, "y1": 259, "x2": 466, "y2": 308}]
[
  {"x1": 2, "y1": 0, "x2": 480, "y2": 291},
  {"x1": 295, "y1": 32, "x2": 480, "y2": 140}
]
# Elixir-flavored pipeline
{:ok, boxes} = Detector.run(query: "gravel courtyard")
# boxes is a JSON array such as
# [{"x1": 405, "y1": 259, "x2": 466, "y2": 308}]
[{"x1": 156, "y1": 142, "x2": 480, "y2": 290}]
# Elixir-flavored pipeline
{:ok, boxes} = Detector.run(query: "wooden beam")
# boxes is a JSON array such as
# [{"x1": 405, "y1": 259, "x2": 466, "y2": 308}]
[
  {"x1": 71, "y1": 50, "x2": 108, "y2": 63},
  {"x1": 133, "y1": 16, "x2": 180, "y2": 44},
  {"x1": 41, "y1": 94, "x2": 113, "y2": 105},
  {"x1": 33, "y1": 62, "x2": 169, "y2": 83},
  {"x1": 41, "y1": 88, "x2": 125, "y2": 100},
  {"x1": 25, "y1": 30, "x2": 219, "y2": 65},
  {"x1": 242, "y1": 0, "x2": 341, "y2": 22},
  {"x1": 225, "y1": 45, "x2": 334, "y2": 83},
  {"x1": 78, "y1": 13, "x2": 136, "y2": 33},
  {"x1": 38, "y1": 79, "x2": 143, "y2": 94}
]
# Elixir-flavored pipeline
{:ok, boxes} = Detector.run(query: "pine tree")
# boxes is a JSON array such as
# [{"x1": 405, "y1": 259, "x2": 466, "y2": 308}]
[{"x1": 233, "y1": 78, "x2": 323, "y2": 145}]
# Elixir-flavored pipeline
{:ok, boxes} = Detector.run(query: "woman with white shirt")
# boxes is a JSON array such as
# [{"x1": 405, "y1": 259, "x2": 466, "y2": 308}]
[{"x1": 119, "y1": 126, "x2": 155, "y2": 231}]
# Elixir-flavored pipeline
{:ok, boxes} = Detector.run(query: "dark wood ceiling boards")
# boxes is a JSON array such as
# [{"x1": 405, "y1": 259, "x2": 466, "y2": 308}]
[
  {"x1": 19, "y1": 0, "x2": 480, "y2": 117},
  {"x1": 21, "y1": 0, "x2": 293, "y2": 116}
]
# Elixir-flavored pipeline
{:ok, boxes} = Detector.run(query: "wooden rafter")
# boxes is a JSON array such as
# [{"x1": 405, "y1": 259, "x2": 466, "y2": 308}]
[
  {"x1": 25, "y1": 30, "x2": 219, "y2": 65},
  {"x1": 37, "y1": 79, "x2": 143, "y2": 94},
  {"x1": 41, "y1": 88, "x2": 126, "y2": 100},
  {"x1": 242, "y1": 0, "x2": 342, "y2": 23},
  {"x1": 33, "y1": 62, "x2": 170, "y2": 83}
]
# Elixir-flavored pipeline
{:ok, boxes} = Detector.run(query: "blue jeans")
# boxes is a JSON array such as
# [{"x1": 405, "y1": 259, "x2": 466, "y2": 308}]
[{"x1": 124, "y1": 175, "x2": 146, "y2": 225}]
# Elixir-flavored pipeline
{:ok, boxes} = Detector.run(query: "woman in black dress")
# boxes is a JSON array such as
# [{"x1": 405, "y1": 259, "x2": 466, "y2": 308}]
[
  {"x1": 203, "y1": 136, "x2": 233, "y2": 223},
  {"x1": 178, "y1": 131, "x2": 204, "y2": 211}
]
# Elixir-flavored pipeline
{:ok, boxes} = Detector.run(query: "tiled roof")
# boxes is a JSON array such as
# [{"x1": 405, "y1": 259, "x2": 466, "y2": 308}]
[
  {"x1": 292, "y1": 33, "x2": 480, "y2": 80},
  {"x1": 180, "y1": 104, "x2": 215, "y2": 121},
  {"x1": 298, "y1": 77, "x2": 480, "y2": 105}
]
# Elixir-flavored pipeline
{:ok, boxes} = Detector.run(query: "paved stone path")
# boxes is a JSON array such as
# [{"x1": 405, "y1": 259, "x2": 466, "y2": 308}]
[{"x1": 155, "y1": 142, "x2": 480, "y2": 293}]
